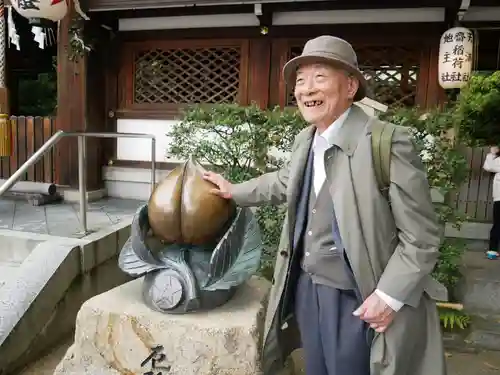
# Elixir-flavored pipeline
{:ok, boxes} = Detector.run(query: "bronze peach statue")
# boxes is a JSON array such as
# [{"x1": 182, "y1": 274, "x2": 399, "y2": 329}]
[{"x1": 118, "y1": 158, "x2": 263, "y2": 313}]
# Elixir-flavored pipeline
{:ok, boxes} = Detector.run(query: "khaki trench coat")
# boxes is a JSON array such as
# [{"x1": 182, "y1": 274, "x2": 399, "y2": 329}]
[{"x1": 230, "y1": 105, "x2": 449, "y2": 375}]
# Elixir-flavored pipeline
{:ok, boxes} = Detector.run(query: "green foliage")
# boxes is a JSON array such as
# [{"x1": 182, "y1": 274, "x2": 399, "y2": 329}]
[
  {"x1": 432, "y1": 239, "x2": 466, "y2": 299},
  {"x1": 453, "y1": 71, "x2": 500, "y2": 147},
  {"x1": 439, "y1": 308, "x2": 471, "y2": 331},
  {"x1": 257, "y1": 205, "x2": 287, "y2": 280},
  {"x1": 169, "y1": 103, "x2": 305, "y2": 179},
  {"x1": 168, "y1": 103, "x2": 306, "y2": 275},
  {"x1": 68, "y1": 14, "x2": 94, "y2": 63},
  {"x1": 17, "y1": 72, "x2": 57, "y2": 116}
]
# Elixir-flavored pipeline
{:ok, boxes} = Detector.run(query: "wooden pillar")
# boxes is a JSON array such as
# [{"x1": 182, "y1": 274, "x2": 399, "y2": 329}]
[
  {"x1": 103, "y1": 32, "x2": 120, "y2": 164},
  {"x1": 84, "y1": 22, "x2": 109, "y2": 189},
  {"x1": 246, "y1": 37, "x2": 271, "y2": 109},
  {"x1": 269, "y1": 39, "x2": 289, "y2": 108},
  {"x1": 416, "y1": 43, "x2": 446, "y2": 109},
  {"x1": 56, "y1": 0, "x2": 107, "y2": 190},
  {"x1": 425, "y1": 44, "x2": 446, "y2": 108},
  {"x1": 415, "y1": 47, "x2": 431, "y2": 108}
]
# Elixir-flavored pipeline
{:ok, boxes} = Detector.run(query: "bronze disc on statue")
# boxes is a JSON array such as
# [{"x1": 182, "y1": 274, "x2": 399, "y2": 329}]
[{"x1": 147, "y1": 158, "x2": 236, "y2": 246}]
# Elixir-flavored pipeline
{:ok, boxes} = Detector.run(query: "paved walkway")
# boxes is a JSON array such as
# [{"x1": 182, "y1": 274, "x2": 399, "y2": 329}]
[
  {"x1": 17, "y1": 341, "x2": 500, "y2": 375},
  {"x1": 291, "y1": 349, "x2": 500, "y2": 374},
  {"x1": 0, "y1": 197, "x2": 143, "y2": 238},
  {"x1": 446, "y1": 351, "x2": 500, "y2": 374},
  {"x1": 286, "y1": 349, "x2": 500, "y2": 375},
  {"x1": 0, "y1": 236, "x2": 42, "y2": 288}
]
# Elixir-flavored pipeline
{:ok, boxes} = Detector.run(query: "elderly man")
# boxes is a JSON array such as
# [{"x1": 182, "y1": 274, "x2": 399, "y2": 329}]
[{"x1": 204, "y1": 36, "x2": 447, "y2": 375}]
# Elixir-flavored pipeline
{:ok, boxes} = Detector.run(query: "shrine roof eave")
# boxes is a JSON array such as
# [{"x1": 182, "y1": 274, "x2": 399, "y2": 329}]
[
  {"x1": 85, "y1": 0, "x2": 459, "y2": 13},
  {"x1": 4, "y1": 0, "x2": 499, "y2": 25}
]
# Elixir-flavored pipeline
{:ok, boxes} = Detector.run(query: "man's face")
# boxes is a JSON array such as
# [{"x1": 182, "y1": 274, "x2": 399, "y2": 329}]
[{"x1": 294, "y1": 63, "x2": 359, "y2": 129}]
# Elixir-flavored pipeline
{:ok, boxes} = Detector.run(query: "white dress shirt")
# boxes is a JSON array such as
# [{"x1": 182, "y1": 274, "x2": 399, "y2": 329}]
[{"x1": 312, "y1": 107, "x2": 404, "y2": 312}]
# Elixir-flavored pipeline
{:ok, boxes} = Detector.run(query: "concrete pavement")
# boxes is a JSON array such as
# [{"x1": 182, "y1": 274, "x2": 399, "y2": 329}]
[
  {"x1": 286, "y1": 349, "x2": 500, "y2": 375},
  {"x1": 17, "y1": 342, "x2": 500, "y2": 375},
  {"x1": 0, "y1": 197, "x2": 143, "y2": 238}
]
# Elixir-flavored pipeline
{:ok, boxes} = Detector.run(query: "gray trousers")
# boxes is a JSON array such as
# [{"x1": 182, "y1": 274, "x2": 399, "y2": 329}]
[{"x1": 295, "y1": 272, "x2": 371, "y2": 375}]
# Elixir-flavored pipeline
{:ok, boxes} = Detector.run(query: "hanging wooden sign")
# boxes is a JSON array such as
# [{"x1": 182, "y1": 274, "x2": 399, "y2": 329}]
[{"x1": 438, "y1": 27, "x2": 474, "y2": 90}]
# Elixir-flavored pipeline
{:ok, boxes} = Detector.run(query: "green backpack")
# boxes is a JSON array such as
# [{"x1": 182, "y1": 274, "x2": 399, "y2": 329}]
[{"x1": 370, "y1": 119, "x2": 396, "y2": 194}]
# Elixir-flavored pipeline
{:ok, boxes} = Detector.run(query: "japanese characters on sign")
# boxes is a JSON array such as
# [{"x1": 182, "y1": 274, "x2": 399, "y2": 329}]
[
  {"x1": 438, "y1": 27, "x2": 474, "y2": 90},
  {"x1": 18, "y1": 0, "x2": 40, "y2": 11},
  {"x1": 12, "y1": 0, "x2": 67, "y2": 22},
  {"x1": 141, "y1": 345, "x2": 171, "y2": 375}
]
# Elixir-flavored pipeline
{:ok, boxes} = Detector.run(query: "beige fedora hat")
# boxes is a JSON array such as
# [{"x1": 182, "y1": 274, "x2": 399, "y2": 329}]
[{"x1": 283, "y1": 35, "x2": 367, "y2": 102}]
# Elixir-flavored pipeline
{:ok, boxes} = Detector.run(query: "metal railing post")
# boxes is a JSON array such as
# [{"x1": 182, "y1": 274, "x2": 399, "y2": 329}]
[
  {"x1": 78, "y1": 135, "x2": 88, "y2": 234},
  {"x1": 151, "y1": 137, "x2": 156, "y2": 193},
  {"x1": 0, "y1": 131, "x2": 157, "y2": 237},
  {"x1": 0, "y1": 131, "x2": 64, "y2": 196}
]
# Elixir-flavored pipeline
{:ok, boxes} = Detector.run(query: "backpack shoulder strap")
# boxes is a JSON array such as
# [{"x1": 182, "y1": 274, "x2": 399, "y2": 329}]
[{"x1": 371, "y1": 119, "x2": 396, "y2": 192}]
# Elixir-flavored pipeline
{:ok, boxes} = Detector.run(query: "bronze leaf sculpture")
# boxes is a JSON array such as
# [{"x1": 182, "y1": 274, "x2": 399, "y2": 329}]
[{"x1": 118, "y1": 158, "x2": 263, "y2": 313}]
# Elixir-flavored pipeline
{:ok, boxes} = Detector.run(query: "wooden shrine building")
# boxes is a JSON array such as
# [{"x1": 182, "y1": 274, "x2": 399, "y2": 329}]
[{"x1": 15, "y1": 0, "x2": 500, "y2": 213}]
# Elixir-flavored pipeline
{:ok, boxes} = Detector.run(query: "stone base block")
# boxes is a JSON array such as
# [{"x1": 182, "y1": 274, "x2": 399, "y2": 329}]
[{"x1": 54, "y1": 276, "x2": 271, "y2": 375}]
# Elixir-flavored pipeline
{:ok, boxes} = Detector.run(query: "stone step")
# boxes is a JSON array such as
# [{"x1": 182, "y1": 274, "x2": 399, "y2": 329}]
[
  {"x1": 457, "y1": 252, "x2": 500, "y2": 351},
  {"x1": 458, "y1": 252, "x2": 500, "y2": 314},
  {"x1": 16, "y1": 339, "x2": 71, "y2": 375},
  {"x1": 465, "y1": 314, "x2": 500, "y2": 351},
  {"x1": 443, "y1": 331, "x2": 476, "y2": 353}
]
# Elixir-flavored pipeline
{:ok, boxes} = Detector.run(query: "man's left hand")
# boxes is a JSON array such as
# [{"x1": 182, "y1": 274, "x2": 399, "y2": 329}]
[{"x1": 353, "y1": 292, "x2": 396, "y2": 333}]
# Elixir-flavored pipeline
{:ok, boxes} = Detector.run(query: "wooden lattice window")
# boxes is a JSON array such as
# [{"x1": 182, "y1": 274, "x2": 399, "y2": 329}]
[
  {"x1": 358, "y1": 46, "x2": 419, "y2": 107},
  {"x1": 120, "y1": 40, "x2": 248, "y2": 114},
  {"x1": 285, "y1": 45, "x2": 420, "y2": 108}
]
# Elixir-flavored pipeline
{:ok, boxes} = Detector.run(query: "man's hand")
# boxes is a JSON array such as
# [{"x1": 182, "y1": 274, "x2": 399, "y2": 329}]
[
  {"x1": 203, "y1": 171, "x2": 233, "y2": 199},
  {"x1": 353, "y1": 292, "x2": 396, "y2": 333}
]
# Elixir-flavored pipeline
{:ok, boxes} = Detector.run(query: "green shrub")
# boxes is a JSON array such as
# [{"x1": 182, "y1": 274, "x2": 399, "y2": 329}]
[
  {"x1": 454, "y1": 71, "x2": 500, "y2": 147},
  {"x1": 167, "y1": 103, "x2": 305, "y2": 277}
]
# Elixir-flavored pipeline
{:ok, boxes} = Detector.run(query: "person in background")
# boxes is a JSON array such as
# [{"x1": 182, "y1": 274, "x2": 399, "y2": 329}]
[{"x1": 483, "y1": 146, "x2": 500, "y2": 258}]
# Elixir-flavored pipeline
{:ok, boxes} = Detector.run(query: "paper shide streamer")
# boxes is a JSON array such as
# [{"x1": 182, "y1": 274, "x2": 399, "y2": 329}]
[{"x1": 7, "y1": 0, "x2": 90, "y2": 50}]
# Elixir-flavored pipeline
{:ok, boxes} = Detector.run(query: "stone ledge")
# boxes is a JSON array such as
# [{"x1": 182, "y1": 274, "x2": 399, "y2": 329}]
[
  {"x1": 79, "y1": 218, "x2": 132, "y2": 273},
  {"x1": 0, "y1": 242, "x2": 81, "y2": 373},
  {"x1": 103, "y1": 166, "x2": 172, "y2": 184},
  {"x1": 55, "y1": 276, "x2": 271, "y2": 375},
  {"x1": 445, "y1": 221, "x2": 491, "y2": 241},
  {"x1": 62, "y1": 188, "x2": 108, "y2": 203}
]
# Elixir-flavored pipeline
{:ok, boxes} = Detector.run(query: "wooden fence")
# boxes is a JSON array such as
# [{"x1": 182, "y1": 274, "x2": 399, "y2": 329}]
[
  {"x1": 0, "y1": 116, "x2": 57, "y2": 184},
  {"x1": 452, "y1": 147, "x2": 494, "y2": 222}
]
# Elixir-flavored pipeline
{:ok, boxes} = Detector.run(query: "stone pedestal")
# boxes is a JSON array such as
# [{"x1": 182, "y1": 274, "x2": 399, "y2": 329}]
[{"x1": 54, "y1": 276, "x2": 271, "y2": 375}]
